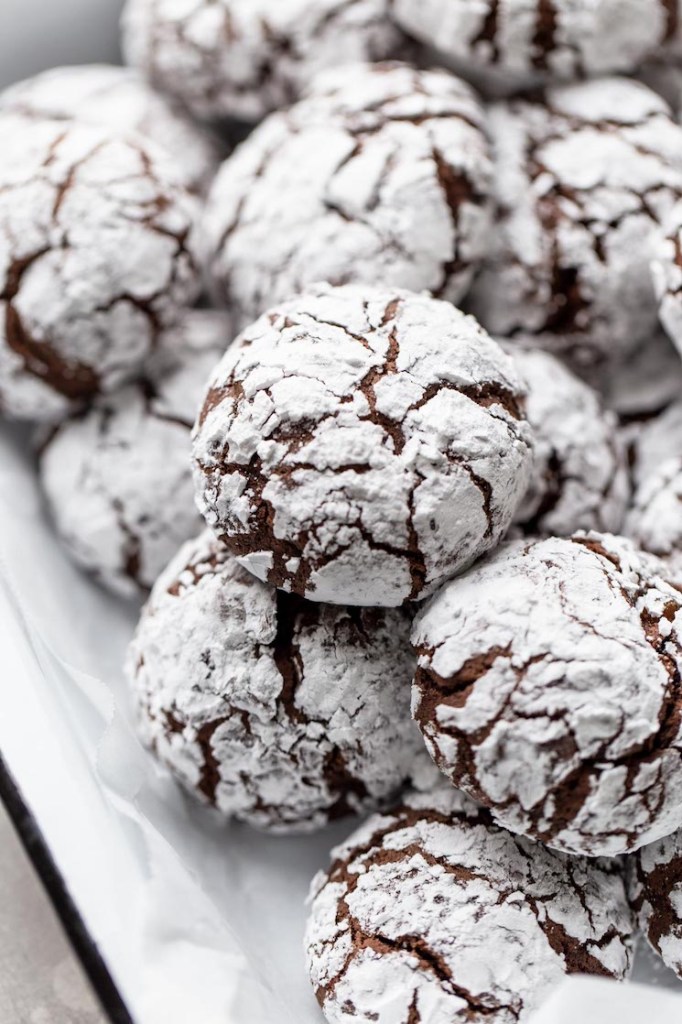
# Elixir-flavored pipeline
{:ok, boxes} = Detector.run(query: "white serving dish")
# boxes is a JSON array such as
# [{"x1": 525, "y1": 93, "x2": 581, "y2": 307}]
[{"x1": 1, "y1": 6, "x2": 682, "y2": 1023}]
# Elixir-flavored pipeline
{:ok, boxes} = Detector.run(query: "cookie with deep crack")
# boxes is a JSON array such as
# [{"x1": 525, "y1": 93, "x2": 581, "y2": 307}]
[
  {"x1": 40, "y1": 311, "x2": 229, "y2": 597},
  {"x1": 0, "y1": 113, "x2": 201, "y2": 423},
  {"x1": 628, "y1": 828, "x2": 682, "y2": 979},
  {"x1": 0, "y1": 64, "x2": 223, "y2": 194},
  {"x1": 192, "y1": 284, "x2": 534, "y2": 607},
  {"x1": 411, "y1": 532, "x2": 682, "y2": 857},
  {"x1": 121, "y1": 0, "x2": 408, "y2": 123},
  {"x1": 202, "y1": 62, "x2": 493, "y2": 328},
  {"x1": 127, "y1": 529, "x2": 421, "y2": 831},
  {"x1": 305, "y1": 784, "x2": 634, "y2": 1024},
  {"x1": 391, "y1": 0, "x2": 680, "y2": 95},
  {"x1": 468, "y1": 78, "x2": 682, "y2": 377},
  {"x1": 507, "y1": 347, "x2": 629, "y2": 536}
]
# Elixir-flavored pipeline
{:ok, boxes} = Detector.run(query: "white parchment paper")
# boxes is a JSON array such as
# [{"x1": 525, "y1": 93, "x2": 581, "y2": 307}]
[{"x1": 0, "y1": 426, "x2": 681, "y2": 1024}]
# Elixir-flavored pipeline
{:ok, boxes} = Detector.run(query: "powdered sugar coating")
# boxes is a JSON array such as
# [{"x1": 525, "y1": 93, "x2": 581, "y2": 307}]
[
  {"x1": 192, "y1": 284, "x2": 534, "y2": 607},
  {"x1": 507, "y1": 347, "x2": 629, "y2": 536},
  {"x1": 628, "y1": 828, "x2": 682, "y2": 978},
  {"x1": 306, "y1": 784, "x2": 634, "y2": 1024},
  {"x1": 0, "y1": 64, "x2": 223, "y2": 194},
  {"x1": 40, "y1": 311, "x2": 229, "y2": 597},
  {"x1": 468, "y1": 78, "x2": 682, "y2": 376},
  {"x1": 202, "y1": 62, "x2": 493, "y2": 329},
  {"x1": 122, "y1": 0, "x2": 407, "y2": 123},
  {"x1": 127, "y1": 529, "x2": 421, "y2": 832},
  {"x1": 412, "y1": 533, "x2": 682, "y2": 857},
  {"x1": 0, "y1": 114, "x2": 201, "y2": 423},
  {"x1": 392, "y1": 0, "x2": 678, "y2": 90}
]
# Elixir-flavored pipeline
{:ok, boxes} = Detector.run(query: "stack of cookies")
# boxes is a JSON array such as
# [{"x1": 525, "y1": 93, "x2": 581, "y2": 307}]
[{"x1": 3, "y1": 2, "x2": 682, "y2": 1020}]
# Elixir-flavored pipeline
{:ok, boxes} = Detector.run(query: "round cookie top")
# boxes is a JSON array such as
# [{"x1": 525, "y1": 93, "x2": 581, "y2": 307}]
[
  {"x1": 40, "y1": 310, "x2": 229, "y2": 597},
  {"x1": 0, "y1": 113, "x2": 201, "y2": 423},
  {"x1": 0, "y1": 64, "x2": 223, "y2": 194},
  {"x1": 391, "y1": 0, "x2": 678, "y2": 92},
  {"x1": 306, "y1": 784, "x2": 634, "y2": 1024},
  {"x1": 411, "y1": 532, "x2": 682, "y2": 857},
  {"x1": 468, "y1": 78, "x2": 682, "y2": 376},
  {"x1": 508, "y1": 347, "x2": 629, "y2": 536},
  {"x1": 628, "y1": 828, "x2": 682, "y2": 979},
  {"x1": 202, "y1": 62, "x2": 493, "y2": 329},
  {"x1": 192, "y1": 284, "x2": 534, "y2": 607},
  {"x1": 127, "y1": 529, "x2": 421, "y2": 832},
  {"x1": 122, "y1": 0, "x2": 408, "y2": 123}
]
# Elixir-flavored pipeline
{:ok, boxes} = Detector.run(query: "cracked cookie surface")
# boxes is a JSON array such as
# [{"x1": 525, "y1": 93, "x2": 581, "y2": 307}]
[
  {"x1": 122, "y1": 0, "x2": 408, "y2": 123},
  {"x1": 507, "y1": 347, "x2": 629, "y2": 536},
  {"x1": 202, "y1": 62, "x2": 493, "y2": 329},
  {"x1": 192, "y1": 284, "x2": 534, "y2": 607},
  {"x1": 40, "y1": 310, "x2": 230, "y2": 597},
  {"x1": 391, "y1": 0, "x2": 680, "y2": 95},
  {"x1": 411, "y1": 532, "x2": 682, "y2": 857},
  {"x1": 0, "y1": 113, "x2": 201, "y2": 423},
  {"x1": 628, "y1": 827, "x2": 682, "y2": 978},
  {"x1": 0, "y1": 63, "x2": 223, "y2": 194},
  {"x1": 305, "y1": 783, "x2": 634, "y2": 1024},
  {"x1": 127, "y1": 529, "x2": 421, "y2": 832},
  {"x1": 468, "y1": 78, "x2": 682, "y2": 377}
]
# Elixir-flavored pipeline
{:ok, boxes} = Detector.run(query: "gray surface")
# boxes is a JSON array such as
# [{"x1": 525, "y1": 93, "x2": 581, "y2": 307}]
[
  {"x1": 0, "y1": 0, "x2": 124, "y2": 89},
  {"x1": 0, "y1": 802, "x2": 107, "y2": 1024},
  {"x1": 0, "y1": 6, "x2": 120, "y2": 1022}
]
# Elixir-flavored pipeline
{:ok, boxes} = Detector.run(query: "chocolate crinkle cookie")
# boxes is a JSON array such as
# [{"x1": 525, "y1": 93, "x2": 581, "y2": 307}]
[
  {"x1": 202, "y1": 62, "x2": 493, "y2": 329},
  {"x1": 305, "y1": 784, "x2": 634, "y2": 1024},
  {"x1": 192, "y1": 284, "x2": 534, "y2": 608},
  {"x1": 468, "y1": 78, "x2": 682, "y2": 377},
  {"x1": 0, "y1": 63, "x2": 223, "y2": 194},
  {"x1": 39, "y1": 311, "x2": 229, "y2": 597},
  {"x1": 411, "y1": 532, "x2": 682, "y2": 857},
  {"x1": 628, "y1": 828, "x2": 682, "y2": 978},
  {"x1": 121, "y1": 0, "x2": 408, "y2": 123},
  {"x1": 0, "y1": 114, "x2": 201, "y2": 424},
  {"x1": 507, "y1": 347, "x2": 629, "y2": 536},
  {"x1": 391, "y1": 0, "x2": 680, "y2": 94},
  {"x1": 127, "y1": 529, "x2": 421, "y2": 832}
]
